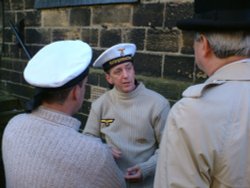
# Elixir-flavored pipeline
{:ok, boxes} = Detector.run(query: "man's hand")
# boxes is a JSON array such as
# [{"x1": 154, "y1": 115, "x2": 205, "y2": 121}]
[
  {"x1": 109, "y1": 146, "x2": 122, "y2": 159},
  {"x1": 124, "y1": 165, "x2": 142, "y2": 183}
]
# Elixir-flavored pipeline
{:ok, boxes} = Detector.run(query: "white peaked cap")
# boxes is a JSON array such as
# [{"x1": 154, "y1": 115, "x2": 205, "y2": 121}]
[
  {"x1": 93, "y1": 43, "x2": 136, "y2": 70},
  {"x1": 24, "y1": 40, "x2": 92, "y2": 88}
]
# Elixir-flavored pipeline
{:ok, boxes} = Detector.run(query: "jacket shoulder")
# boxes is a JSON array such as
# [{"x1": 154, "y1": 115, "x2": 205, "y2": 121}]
[{"x1": 182, "y1": 80, "x2": 225, "y2": 98}]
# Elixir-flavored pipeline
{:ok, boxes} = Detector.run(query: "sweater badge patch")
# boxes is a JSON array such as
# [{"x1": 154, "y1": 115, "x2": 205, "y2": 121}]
[{"x1": 100, "y1": 119, "x2": 114, "y2": 128}]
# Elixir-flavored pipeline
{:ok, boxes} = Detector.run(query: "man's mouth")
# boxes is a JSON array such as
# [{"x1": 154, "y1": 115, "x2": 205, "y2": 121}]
[{"x1": 123, "y1": 81, "x2": 131, "y2": 86}]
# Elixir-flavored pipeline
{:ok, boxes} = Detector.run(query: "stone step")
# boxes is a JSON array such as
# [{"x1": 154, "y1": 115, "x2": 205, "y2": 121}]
[
  {"x1": 0, "y1": 92, "x2": 23, "y2": 112},
  {"x1": 0, "y1": 91, "x2": 24, "y2": 126}
]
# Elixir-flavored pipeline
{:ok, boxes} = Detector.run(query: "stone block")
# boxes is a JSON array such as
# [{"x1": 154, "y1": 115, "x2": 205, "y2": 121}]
[
  {"x1": 147, "y1": 28, "x2": 179, "y2": 52},
  {"x1": 89, "y1": 70, "x2": 110, "y2": 88},
  {"x1": 100, "y1": 29, "x2": 121, "y2": 47},
  {"x1": 7, "y1": 16, "x2": 14, "y2": 28},
  {"x1": 81, "y1": 28, "x2": 98, "y2": 47},
  {"x1": 133, "y1": 52, "x2": 162, "y2": 77},
  {"x1": 181, "y1": 30, "x2": 194, "y2": 54},
  {"x1": 4, "y1": 28, "x2": 12, "y2": 43},
  {"x1": 70, "y1": 7, "x2": 91, "y2": 26},
  {"x1": 4, "y1": 0, "x2": 10, "y2": 10},
  {"x1": 0, "y1": 59, "x2": 12, "y2": 70},
  {"x1": 93, "y1": 5, "x2": 131, "y2": 26},
  {"x1": 26, "y1": 28, "x2": 51, "y2": 44},
  {"x1": 99, "y1": 73, "x2": 110, "y2": 88},
  {"x1": 5, "y1": 82, "x2": 34, "y2": 99},
  {"x1": 7, "y1": 44, "x2": 20, "y2": 58},
  {"x1": 0, "y1": 69, "x2": 10, "y2": 81},
  {"x1": 26, "y1": 45, "x2": 43, "y2": 58},
  {"x1": 25, "y1": 11, "x2": 41, "y2": 27},
  {"x1": 11, "y1": 0, "x2": 24, "y2": 10},
  {"x1": 80, "y1": 100, "x2": 91, "y2": 115},
  {"x1": 122, "y1": 28, "x2": 145, "y2": 50},
  {"x1": 89, "y1": 85, "x2": 107, "y2": 102},
  {"x1": 84, "y1": 84, "x2": 91, "y2": 100},
  {"x1": 16, "y1": 12, "x2": 26, "y2": 23},
  {"x1": 12, "y1": 60, "x2": 26, "y2": 73},
  {"x1": 0, "y1": 91, "x2": 23, "y2": 112},
  {"x1": 164, "y1": 54, "x2": 195, "y2": 81},
  {"x1": 165, "y1": 2, "x2": 193, "y2": 28},
  {"x1": 52, "y1": 28, "x2": 81, "y2": 41},
  {"x1": 133, "y1": 3, "x2": 164, "y2": 27},
  {"x1": 193, "y1": 66, "x2": 207, "y2": 83},
  {"x1": 2, "y1": 44, "x2": 10, "y2": 57},
  {"x1": 25, "y1": 0, "x2": 34, "y2": 9},
  {"x1": 42, "y1": 9, "x2": 69, "y2": 27},
  {"x1": 4, "y1": 13, "x2": 14, "y2": 28},
  {"x1": 88, "y1": 71, "x2": 100, "y2": 86},
  {"x1": 137, "y1": 75, "x2": 192, "y2": 104},
  {"x1": 0, "y1": 82, "x2": 4, "y2": 90},
  {"x1": 92, "y1": 49, "x2": 103, "y2": 61},
  {"x1": 10, "y1": 71, "x2": 22, "y2": 83}
]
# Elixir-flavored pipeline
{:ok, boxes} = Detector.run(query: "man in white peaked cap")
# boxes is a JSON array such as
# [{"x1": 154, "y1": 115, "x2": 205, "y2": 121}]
[
  {"x1": 154, "y1": 0, "x2": 250, "y2": 187},
  {"x1": 2, "y1": 40, "x2": 126, "y2": 188},
  {"x1": 83, "y1": 43, "x2": 170, "y2": 188}
]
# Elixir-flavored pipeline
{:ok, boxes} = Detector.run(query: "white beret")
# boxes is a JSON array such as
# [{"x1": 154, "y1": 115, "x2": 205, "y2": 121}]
[
  {"x1": 93, "y1": 43, "x2": 136, "y2": 71},
  {"x1": 24, "y1": 40, "x2": 92, "y2": 88}
]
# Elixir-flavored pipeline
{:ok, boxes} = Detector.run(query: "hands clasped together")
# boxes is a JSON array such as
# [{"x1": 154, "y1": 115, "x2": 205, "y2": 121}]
[{"x1": 110, "y1": 146, "x2": 142, "y2": 183}]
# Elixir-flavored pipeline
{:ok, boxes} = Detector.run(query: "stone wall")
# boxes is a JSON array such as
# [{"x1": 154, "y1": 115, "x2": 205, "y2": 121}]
[{"x1": 0, "y1": 0, "x2": 207, "y2": 126}]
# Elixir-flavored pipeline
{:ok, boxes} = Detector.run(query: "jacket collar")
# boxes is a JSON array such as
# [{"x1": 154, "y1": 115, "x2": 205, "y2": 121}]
[
  {"x1": 183, "y1": 59, "x2": 250, "y2": 98},
  {"x1": 206, "y1": 58, "x2": 250, "y2": 82}
]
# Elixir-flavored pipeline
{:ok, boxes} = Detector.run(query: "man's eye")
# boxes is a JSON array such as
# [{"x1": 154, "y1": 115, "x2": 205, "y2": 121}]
[
  {"x1": 114, "y1": 70, "x2": 121, "y2": 75},
  {"x1": 127, "y1": 66, "x2": 132, "y2": 70}
]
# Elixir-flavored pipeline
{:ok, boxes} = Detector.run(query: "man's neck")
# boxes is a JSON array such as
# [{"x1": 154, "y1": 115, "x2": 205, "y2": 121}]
[
  {"x1": 42, "y1": 102, "x2": 73, "y2": 115},
  {"x1": 206, "y1": 56, "x2": 247, "y2": 76}
]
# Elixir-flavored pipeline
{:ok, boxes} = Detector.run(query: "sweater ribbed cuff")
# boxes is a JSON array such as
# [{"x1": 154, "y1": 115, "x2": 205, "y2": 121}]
[{"x1": 139, "y1": 161, "x2": 156, "y2": 179}]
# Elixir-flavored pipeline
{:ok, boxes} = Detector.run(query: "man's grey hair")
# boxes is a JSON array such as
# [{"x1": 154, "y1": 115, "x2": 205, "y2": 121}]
[{"x1": 195, "y1": 31, "x2": 250, "y2": 58}]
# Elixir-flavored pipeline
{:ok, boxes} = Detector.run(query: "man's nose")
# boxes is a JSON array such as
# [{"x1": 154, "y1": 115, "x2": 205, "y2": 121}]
[{"x1": 122, "y1": 69, "x2": 129, "y2": 77}]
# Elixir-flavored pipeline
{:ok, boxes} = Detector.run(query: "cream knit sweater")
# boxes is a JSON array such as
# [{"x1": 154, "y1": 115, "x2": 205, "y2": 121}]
[
  {"x1": 2, "y1": 106, "x2": 126, "y2": 188},
  {"x1": 84, "y1": 83, "x2": 170, "y2": 188}
]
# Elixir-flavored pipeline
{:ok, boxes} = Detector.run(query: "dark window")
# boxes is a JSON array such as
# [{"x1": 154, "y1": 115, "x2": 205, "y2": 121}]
[{"x1": 35, "y1": 0, "x2": 139, "y2": 9}]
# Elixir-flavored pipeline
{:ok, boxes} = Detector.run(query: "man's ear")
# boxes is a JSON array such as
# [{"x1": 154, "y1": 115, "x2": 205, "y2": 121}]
[
  {"x1": 70, "y1": 85, "x2": 79, "y2": 101},
  {"x1": 105, "y1": 73, "x2": 113, "y2": 85},
  {"x1": 200, "y1": 34, "x2": 213, "y2": 57}
]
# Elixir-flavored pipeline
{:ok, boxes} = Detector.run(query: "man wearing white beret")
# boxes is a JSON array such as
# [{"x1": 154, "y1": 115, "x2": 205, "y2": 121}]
[
  {"x1": 2, "y1": 40, "x2": 126, "y2": 188},
  {"x1": 83, "y1": 43, "x2": 170, "y2": 188}
]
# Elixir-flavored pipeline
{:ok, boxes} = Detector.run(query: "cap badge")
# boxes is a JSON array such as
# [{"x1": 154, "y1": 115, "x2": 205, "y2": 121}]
[
  {"x1": 118, "y1": 48, "x2": 125, "y2": 56},
  {"x1": 100, "y1": 119, "x2": 114, "y2": 128}
]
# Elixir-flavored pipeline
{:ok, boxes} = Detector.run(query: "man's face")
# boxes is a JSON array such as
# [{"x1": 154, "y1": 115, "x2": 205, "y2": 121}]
[
  {"x1": 193, "y1": 36, "x2": 205, "y2": 72},
  {"x1": 79, "y1": 77, "x2": 88, "y2": 104},
  {"x1": 105, "y1": 62, "x2": 136, "y2": 93},
  {"x1": 74, "y1": 77, "x2": 88, "y2": 113}
]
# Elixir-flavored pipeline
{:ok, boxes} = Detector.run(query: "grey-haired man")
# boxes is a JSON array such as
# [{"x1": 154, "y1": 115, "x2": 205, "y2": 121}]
[{"x1": 154, "y1": 0, "x2": 250, "y2": 187}]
